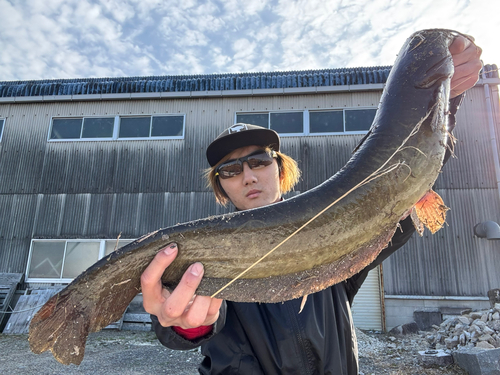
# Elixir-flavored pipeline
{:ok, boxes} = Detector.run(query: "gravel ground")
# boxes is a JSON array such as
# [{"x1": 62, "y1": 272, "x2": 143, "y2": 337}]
[
  {"x1": 0, "y1": 329, "x2": 469, "y2": 374},
  {"x1": 356, "y1": 329, "x2": 468, "y2": 375},
  {"x1": 0, "y1": 331, "x2": 202, "y2": 375}
]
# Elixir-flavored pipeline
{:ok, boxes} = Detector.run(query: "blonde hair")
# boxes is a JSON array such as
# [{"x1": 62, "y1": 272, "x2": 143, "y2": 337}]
[{"x1": 204, "y1": 147, "x2": 301, "y2": 206}]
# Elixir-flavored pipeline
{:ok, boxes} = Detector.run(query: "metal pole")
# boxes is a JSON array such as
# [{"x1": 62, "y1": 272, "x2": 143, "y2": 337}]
[{"x1": 482, "y1": 72, "x2": 500, "y2": 204}]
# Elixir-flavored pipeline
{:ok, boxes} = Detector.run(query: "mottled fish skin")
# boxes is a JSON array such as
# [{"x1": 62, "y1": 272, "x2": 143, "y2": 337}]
[{"x1": 29, "y1": 29, "x2": 461, "y2": 365}]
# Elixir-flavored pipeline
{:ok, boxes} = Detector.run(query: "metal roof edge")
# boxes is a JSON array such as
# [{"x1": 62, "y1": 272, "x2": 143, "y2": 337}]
[{"x1": 0, "y1": 83, "x2": 386, "y2": 104}]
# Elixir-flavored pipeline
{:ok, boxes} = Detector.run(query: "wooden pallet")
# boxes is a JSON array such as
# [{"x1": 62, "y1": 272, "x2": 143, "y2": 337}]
[
  {"x1": 3, "y1": 287, "x2": 63, "y2": 334},
  {"x1": 0, "y1": 273, "x2": 23, "y2": 332},
  {"x1": 4, "y1": 287, "x2": 125, "y2": 334}
]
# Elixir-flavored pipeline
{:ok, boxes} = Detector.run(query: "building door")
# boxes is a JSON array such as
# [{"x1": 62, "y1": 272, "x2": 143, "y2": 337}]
[{"x1": 351, "y1": 266, "x2": 384, "y2": 331}]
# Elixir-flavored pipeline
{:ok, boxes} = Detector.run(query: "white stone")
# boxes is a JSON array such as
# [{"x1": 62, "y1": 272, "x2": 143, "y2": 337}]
[
  {"x1": 458, "y1": 316, "x2": 470, "y2": 325},
  {"x1": 445, "y1": 336, "x2": 459, "y2": 349},
  {"x1": 476, "y1": 341, "x2": 495, "y2": 349},
  {"x1": 418, "y1": 350, "x2": 454, "y2": 367},
  {"x1": 484, "y1": 326, "x2": 495, "y2": 335},
  {"x1": 492, "y1": 320, "x2": 500, "y2": 331},
  {"x1": 479, "y1": 334, "x2": 493, "y2": 342},
  {"x1": 470, "y1": 312, "x2": 483, "y2": 320},
  {"x1": 474, "y1": 320, "x2": 487, "y2": 329},
  {"x1": 460, "y1": 333, "x2": 466, "y2": 345}
]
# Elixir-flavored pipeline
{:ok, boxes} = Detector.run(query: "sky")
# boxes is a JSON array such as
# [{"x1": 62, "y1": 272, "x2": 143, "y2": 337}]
[{"x1": 0, "y1": 0, "x2": 498, "y2": 81}]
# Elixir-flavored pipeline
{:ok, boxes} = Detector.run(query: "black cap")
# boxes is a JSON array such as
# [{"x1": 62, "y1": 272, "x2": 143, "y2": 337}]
[{"x1": 206, "y1": 124, "x2": 280, "y2": 166}]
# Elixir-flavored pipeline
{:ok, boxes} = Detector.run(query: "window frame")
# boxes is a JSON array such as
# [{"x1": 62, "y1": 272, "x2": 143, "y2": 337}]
[
  {"x1": 235, "y1": 107, "x2": 377, "y2": 136},
  {"x1": 26, "y1": 238, "x2": 134, "y2": 283},
  {"x1": 48, "y1": 114, "x2": 186, "y2": 142}
]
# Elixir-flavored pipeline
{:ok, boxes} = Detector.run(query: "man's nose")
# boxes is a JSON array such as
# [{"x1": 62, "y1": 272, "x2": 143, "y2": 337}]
[{"x1": 241, "y1": 162, "x2": 257, "y2": 184}]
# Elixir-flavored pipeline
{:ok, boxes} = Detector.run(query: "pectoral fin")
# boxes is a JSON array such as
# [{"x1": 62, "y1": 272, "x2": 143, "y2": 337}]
[{"x1": 411, "y1": 190, "x2": 449, "y2": 235}]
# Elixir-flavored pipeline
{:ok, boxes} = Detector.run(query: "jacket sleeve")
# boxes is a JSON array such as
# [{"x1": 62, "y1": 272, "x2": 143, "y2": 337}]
[
  {"x1": 150, "y1": 300, "x2": 227, "y2": 350},
  {"x1": 344, "y1": 93, "x2": 465, "y2": 305}
]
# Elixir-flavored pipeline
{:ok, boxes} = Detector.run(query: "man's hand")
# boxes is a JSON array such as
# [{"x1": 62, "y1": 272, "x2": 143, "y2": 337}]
[
  {"x1": 449, "y1": 34, "x2": 483, "y2": 98},
  {"x1": 141, "y1": 243, "x2": 223, "y2": 329}
]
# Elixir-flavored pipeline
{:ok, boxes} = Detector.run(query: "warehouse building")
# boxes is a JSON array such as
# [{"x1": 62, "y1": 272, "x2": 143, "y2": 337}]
[{"x1": 0, "y1": 64, "x2": 499, "y2": 332}]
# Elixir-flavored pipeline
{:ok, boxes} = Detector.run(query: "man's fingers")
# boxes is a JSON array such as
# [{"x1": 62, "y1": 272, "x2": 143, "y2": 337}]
[
  {"x1": 449, "y1": 35, "x2": 470, "y2": 55},
  {"x1": 181, "y1": 296, "x2": 213, "y2": 328},
  {"x1": 141, "y1": 243, "x2": 178, "y2": 288},
  {"x1": 141, "y1": 243, "x2": 178, "y2": 314},
  {"x1": 162, "y1": 262, "x2": 205, "y2": 319},
  {"x1": 178, "y1": 296, "x2": 223, "y2": 329},
  {"x1": 449, "y1": 35, "x2": 482, "y2": 98},
  {"x1": 141, "y1": 246, "x2": 221, "y2": 329},
  {"x1": 450, "y1": 36, "x2": 482, "y2": 66},
  {"x1": 208, "y1": 298, "x2": 223, "y2": 318}
]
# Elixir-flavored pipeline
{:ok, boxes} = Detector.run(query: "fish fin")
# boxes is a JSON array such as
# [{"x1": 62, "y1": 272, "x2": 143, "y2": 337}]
[
  {"x1": 29, "y1": 276, "x2": 140, "y2": 365},
  {"x1": 412, "y1": 190, "x2": 449, "y2": 234},
  {"x1": 352, "y1": 129, "x2": 372, "y2": 154},
  {"x1": 410, "y1": 207, "x2": 425, "y2": 236},
  {"x1": 299, "y1": 294, "x2": 309, "y2": 314}
]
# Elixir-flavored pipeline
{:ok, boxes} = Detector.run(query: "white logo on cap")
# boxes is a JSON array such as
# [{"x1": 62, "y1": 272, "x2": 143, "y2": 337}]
[{"x1": 228, "y1": 124, "x2": 248, "y2": 133}]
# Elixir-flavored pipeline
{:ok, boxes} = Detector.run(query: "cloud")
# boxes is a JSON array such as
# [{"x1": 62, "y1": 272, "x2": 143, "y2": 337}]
[{"x1": 0, "y1": 0, "x2": 498, "y2": 81}]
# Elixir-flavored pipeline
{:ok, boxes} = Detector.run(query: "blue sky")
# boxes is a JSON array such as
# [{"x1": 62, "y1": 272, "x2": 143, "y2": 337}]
[{"x1": 1, "y1": 0, "x2": 498, "y2": 81}]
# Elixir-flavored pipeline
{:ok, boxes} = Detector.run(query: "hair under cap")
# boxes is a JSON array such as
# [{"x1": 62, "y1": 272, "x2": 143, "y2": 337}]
[{"x1": 206, "y1": 124, "x2": 280, "y2": 167}]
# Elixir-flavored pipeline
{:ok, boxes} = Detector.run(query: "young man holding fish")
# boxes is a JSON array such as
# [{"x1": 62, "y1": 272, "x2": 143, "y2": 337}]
[{"x1": 141, "y1": 34, "x2": 482, "y2": 374}]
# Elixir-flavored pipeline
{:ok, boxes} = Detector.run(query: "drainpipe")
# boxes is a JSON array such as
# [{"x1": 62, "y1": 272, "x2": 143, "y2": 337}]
[{"x1": 482, "y1": 72, "x2": 500, "y2": 203}]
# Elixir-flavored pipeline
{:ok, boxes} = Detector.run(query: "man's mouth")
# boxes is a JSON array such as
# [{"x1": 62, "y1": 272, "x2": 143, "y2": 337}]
[{"x1": 246, "y1": 189, "x2": 261, "y2": 198}]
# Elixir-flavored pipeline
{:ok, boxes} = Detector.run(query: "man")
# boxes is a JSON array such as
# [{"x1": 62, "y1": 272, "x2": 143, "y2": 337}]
[{"x1": 141, "y1": 35, "x2": 482, "y2": 374}]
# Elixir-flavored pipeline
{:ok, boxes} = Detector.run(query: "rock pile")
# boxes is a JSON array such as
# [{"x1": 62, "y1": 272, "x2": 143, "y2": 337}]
[{"x1": 426, "y1": 303, "x2": 500, "y2": 350}]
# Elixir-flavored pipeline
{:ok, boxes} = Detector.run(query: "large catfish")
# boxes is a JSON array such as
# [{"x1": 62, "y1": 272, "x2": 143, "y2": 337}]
[{"x1": 30, "y1": 29, "x2": 463, "y2": 365}]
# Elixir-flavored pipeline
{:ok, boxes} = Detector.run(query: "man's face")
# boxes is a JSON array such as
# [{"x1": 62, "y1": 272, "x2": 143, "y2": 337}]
[{"x1": 219, "y1": 145, "x2": 281, "y2": 210}]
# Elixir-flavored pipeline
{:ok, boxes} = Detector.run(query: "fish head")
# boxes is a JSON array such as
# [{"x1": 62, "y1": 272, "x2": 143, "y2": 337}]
[{"x1": 406, "y1": 29, "x2": 456, "y2": 92}]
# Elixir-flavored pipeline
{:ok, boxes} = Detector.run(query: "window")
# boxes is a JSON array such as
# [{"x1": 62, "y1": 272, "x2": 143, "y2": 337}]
[
  {"x1": 119, "y1": 117, "x2": 150, "y2": 138},
  {"x1": 270, "y1": 112, "x2": 303, "y2": 134},
  {"x1": 82, "y1": 117, "x2": 115, "y2": 138},
  {"x1": 236, "y1": 112, "x2": 304, "y2": 135},
  {"x1": 51, "y1": 118, "x2": 114, "y2": 140},
  {"x1": 236, "y1": 108, "x2": 376, "y2": 136},
  {"x1": 236, "y1": 113, "x2": 268, "y2": 128},
  {"x1": 309, "y1": 109, "x2": 376, "y2": 134},
  {"x1": 118, "y1": 115, "x2": 184, "y2": 139},
  {"x1": 309, "y1": 111, "x2": 343, "y2": 133},
  {"x1": 0, "y1": 118, "x2": 4, "y2": 141},
  {"x1": 27, "y1": 239, "x2": 133, "y2": 282},
  {"x1": 344, "y1": 109, "x2": 376, "y2": 132},
  {"x1": 48, "y1": 114, "x2": 185, "y2": 141}
]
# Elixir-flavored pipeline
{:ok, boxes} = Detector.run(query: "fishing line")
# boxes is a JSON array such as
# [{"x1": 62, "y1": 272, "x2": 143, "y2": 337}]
[{"x1": 211, "y1": 108, "x2": 436, "y2": 299}]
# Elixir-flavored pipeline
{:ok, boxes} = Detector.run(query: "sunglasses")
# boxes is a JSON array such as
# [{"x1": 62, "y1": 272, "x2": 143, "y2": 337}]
[{"x1": 215, "y1": 150, "x2": 277, "y2": 179}]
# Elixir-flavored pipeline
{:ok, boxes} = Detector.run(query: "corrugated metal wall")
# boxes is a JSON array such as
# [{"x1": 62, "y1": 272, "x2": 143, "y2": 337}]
[
  {"x1": 384, "y1": 85, "x2": 500, "y2": 297},
  {"x1": 0, "y1": 91, "x2": 373, "y2": 276},
  {"x1": 0, "y1": 84, "x2": 498, "y2": 299}
]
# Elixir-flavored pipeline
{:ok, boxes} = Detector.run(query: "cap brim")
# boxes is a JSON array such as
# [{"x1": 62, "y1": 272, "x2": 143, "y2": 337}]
[{"x1": 206, "y1": 128, "x2": 279, "y2": 166}]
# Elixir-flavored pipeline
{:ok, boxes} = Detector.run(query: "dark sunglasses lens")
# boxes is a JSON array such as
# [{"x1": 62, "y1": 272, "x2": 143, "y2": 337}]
[
  {"x1": 217, "y1": 151, "x2": 275, "y2": 179},
  {"x1": 218, "y1": 162, "x2": 242, "y2": 179},
  {"x1": 247, "y1": 153, "x2": 273, "y2": 168}
]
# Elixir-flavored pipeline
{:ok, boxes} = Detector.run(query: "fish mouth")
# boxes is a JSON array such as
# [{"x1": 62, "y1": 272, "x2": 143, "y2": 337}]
[{"x1": 415, "y1": 56, "x2": 454, "y2": 89}]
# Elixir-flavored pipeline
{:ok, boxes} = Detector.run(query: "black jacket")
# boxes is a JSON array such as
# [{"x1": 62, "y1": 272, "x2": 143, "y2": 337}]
[
  {"x1": 151, "y1": 217, "x2": 414, "y2": 375},
  {"x1": 152, "y1": 95, "x2": 464, "y2": 374}
]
